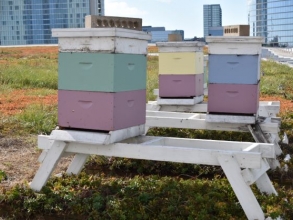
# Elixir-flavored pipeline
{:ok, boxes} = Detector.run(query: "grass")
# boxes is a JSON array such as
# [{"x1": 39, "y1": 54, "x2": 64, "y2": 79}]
[
  {"x1": 146, "y1": 56, "x2": 159, "y2": 101},
  {"x1": 1, "y1": 48, "x2": 293, "y2": 219},
  {"x1": 0, "y1": 104, "x2": 57, "y2": 136},
  {"x1": 260, "y1": 60, "x2": 293, "y2": 98},
  {"x1": 14, "y1": 104, "x2": 58, "y2": 135},
  {"x1": 0, "y1": 58, "x2": 58, "y2": 90}
]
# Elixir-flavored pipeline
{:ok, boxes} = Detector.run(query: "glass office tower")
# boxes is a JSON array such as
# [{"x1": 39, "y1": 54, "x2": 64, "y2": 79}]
[
  {"x1": 203, "y1": 4, "x2": 222, "y2": 38},
  {"x1": 248, "y1": 0, "x2": 293, "y2": 47},
  {"x1": 0, "y1": 0, "x2": 104, "y2": 45}
]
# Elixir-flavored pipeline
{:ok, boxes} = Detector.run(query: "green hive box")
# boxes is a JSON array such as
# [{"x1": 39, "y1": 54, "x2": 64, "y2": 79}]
[{"x1": 58, "y1": 52, "x2": 147, "y2": 92}]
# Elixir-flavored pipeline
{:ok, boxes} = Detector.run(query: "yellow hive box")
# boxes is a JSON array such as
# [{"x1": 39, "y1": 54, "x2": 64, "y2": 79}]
[{"x1": 159, "y1": 52, "x2": 203, "y2": 75}]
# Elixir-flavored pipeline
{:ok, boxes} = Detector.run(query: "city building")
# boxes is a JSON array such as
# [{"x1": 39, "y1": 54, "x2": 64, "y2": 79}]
[
  {"x1": 223, "y1": 25, "x2": 250, "y2": 36},
  {"x1": 142, "y1": 26, "x2": 184, "y2": 43},
  {"x1": 142, "y1": 26, "x2": 165, "y2": 32},
  {"x1": 0, "y1": 0, "x2": 104, "y2": 45},
  {"x1": 203, "y1": 4, "x2": 222, "y2": 38},
  {"x1": 208, "y1": 26, "x2": 223, "y2": 36},
  {"x1": 248, "y1": 0, "x2": 293, "y2": 47}
]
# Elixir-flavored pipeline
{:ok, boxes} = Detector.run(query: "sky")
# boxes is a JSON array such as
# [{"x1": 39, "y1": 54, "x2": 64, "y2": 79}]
[{"x1": 105, "y1": 0, "x2": 248, "y2": 38}]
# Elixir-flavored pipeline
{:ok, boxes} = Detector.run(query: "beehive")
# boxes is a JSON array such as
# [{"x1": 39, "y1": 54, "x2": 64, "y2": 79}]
[
  {"x1": 156, "y1": 42, "x2": 205, "y2": 98},
  {"x1": 206, "y1": 36, "x2": 264, "y2": 115},
  {"x1": 52, "y1": 27, "x2": 151, "y2": 131}
]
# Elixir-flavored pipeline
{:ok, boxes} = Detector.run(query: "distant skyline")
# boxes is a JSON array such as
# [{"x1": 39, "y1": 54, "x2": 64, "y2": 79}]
[{"x1": 105, "y1": 0, "x2": 248, "y2": 38}]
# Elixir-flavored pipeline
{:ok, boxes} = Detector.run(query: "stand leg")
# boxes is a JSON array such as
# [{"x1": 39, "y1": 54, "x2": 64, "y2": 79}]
[
  {"x1": 66, "y1": 154, "x2": 89, "y2": 175},
  {"x1": 256, "y1": 173, "x2": 277, "y2": 195},
  {"x1": 218, "y1": 153, "x2": 265, "y2": 220},
  {"x1": 30, "y1": 141, "x2": 67, "y2": 191}
]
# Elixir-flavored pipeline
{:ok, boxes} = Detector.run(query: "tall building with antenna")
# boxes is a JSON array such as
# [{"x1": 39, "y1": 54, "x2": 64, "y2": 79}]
[
  {"x1": 248, "y1": 0, "x2": 293, "y2": 47},
  {"x1": 0, "y1": 0, "x2": 105, "y2": 45},
  {"x1": 203, "y1": 4, "x2": 222, "y2": 38}
]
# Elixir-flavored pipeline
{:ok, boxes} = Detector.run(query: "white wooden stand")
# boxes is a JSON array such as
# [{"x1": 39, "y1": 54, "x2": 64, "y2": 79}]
[
  {"x1": 32, "y1": 129, "x2": 277, "y2": 219},
  {"x1": 146, "y1": 89, "x2": 282, "y2": 163},
  {"x1": 150, "y1": 89, "x2": 280, "y2": 118},
  {"x1": 30, "y1": 93, "x2": 282, "y2": 219}
]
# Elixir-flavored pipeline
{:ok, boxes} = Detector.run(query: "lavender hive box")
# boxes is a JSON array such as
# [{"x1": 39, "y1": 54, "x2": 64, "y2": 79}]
[
  {"x1": 209, "y1": 54, "x2": 260, "y2": 84},
  {"x1": 207, "y1": 84, "x2": 259, "y2": 115},
  {"x1": 159, "y1": 74, "x2": 204, "y2": 97},
  {"x1": 58, "y1": 90, "x2": 146, "y2": 131}
]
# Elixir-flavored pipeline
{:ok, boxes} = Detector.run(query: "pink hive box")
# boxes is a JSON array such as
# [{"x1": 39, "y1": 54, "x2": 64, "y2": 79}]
[
  {"x1": 159, "y1": 74, "x2": 204, "y2": 98},
  {"x1": 58, "y1": 90, "x2": 146, "y2": 131},
  {"x1": 208, "y1": 83, "x2": 259, "y2": 115}
]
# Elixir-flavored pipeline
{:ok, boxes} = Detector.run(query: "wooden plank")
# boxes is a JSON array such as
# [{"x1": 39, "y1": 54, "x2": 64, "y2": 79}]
[
  {"x1": 146, "y1": 102, "x2": 161, "y2": 111},
  {"x1": 258, "y1": 101, "x2": 280, "y2": 117},
  {"x1": 146, "y1": 114, "x2": 247, "y2": 132},
  {"x1": 147, "y1": 111, "x2": 202, "y2": 119},
  {"x1": 241, "y1": 156, "x2": 277, "y2": 195},
  {"x1": 248, "y1": 124, "x2": 269, "y2": 143},
  {"x1": 163, "y1": 139, "x2": 274, "y2": 159},
  {"x1": 255, "y1": 173, "x2": 278, "y2": 195},
  {"x1": 157, "y1": 95, "x2": 204, "y2": 106},
  {"x1": 49, "y1": 124, "x2": 145, "y2": 145},
  {"x1": 153, "y1": 103, "x2": 207, "y2": 113},
  {"x1": 217, "y1": 153, "x2": 265, "y2": 219},
  {"x1": 38, "y1": 150, "x2": 48, "y2": 163},
  {"x1": 66, "y1": 143, "x2": 262, "y2": 169},
  {"x1": 206, "y1": 114, "x2": 256, "y2": 124},
  {"x1": 30, "y1": 141, "x2": 67, "y2": 191},
  {"x1": 66, "y1": 154, "x2": 89, "y2": 175},
  {"x1": 242, "y1": 143, "x2": 260, "y2": 153},
  {"x1": 145, "y1": 112, "x2": 279, "y2": 133},
  {"x1": 147, "y1": 98, "x2": 280, "y2": 118},
  {"x1": 241, "y1": 158, "x2": 270, "y2": 185},
  {"x1": 38, "y1": 136, "x2": 264, "y2": 169}
]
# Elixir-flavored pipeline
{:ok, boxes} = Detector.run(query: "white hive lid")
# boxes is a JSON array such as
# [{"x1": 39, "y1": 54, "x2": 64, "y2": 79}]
[
  {"x1": 205, "y1": 36, "x2": 264, "y2": 44},
  {"x1": 156, "y1": 41, "x2": 205, "y2": 52},
  {"x1": 52, "y1": 28, "x2": 152, "y2": 41},
  {"x1": 156, "y1": 41, "x2": 205, "y2": 48}
]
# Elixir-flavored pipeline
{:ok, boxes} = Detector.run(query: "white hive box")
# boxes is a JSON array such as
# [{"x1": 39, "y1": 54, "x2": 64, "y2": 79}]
[
  {"x1": 156, "y1": 42, "x2": 205, "y2": 53},
  {"x1": 52, "y1": 28, "x2": 152, "y2": 54},
  {"x1": 206, "y1": 36, "x2": 264, "y2": 55}
]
